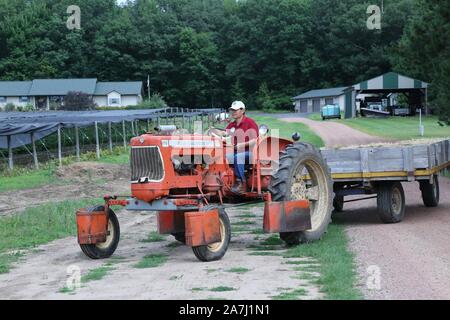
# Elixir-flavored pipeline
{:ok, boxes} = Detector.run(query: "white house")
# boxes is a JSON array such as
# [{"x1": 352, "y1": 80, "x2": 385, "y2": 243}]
[{"x1": 0, "y1": 78, "x2": 143, "y2": 110}]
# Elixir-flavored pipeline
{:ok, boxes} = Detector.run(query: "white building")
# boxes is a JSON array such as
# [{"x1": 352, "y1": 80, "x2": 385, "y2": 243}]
[{"x1": 0, "y1": 78, "x2": 143, "y2": 110}]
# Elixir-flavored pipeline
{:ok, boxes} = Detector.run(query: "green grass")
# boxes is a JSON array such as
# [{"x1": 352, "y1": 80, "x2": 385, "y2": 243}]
[
  {"x1": 133, "y1": 254, "x2": 167, "y2": 269},
  {"x1": 251, "y1": 115, "x2": 324, "y2": 148},
  {"x1": 210, "y1": 286, "x2": 236, "y2": 292},
  {"x1": 59, "y1": 286, "x2": 76, "y2": 294},
  {"x1": 231, "y1": 220, "x2": 255, "y2": 226},
  {"x1": 140, "y1": 231, "x2": 166, "y2": 243},
  {"x1": 0, "y1": 198, "x2": 101, "y2": 273},
  {"x1": 225, "y1": 267, "x2": 251, "y2": 274},
  {"x1": 0, "y1": 147, "x2": 129, "y2": 193},
  {"x1": 260, "y1": 235, "x2": 284, "y2": 246},
  {"x1": 283, "y1": 224, "x2": 362, "y2": 300},
  {"x1": 307, "y1": 112, "x2": 344, "y2": 121},
  {"x1": 0, "y1": 166, "x2": 56, "y2": 192},
  {"x1": 338, "y1": 116, "x2": 450, "y2": 140},
  {"x1": 272, "y1": 288, "x2": 308, "y2": 300},
  {"x1": 81, "y1": 265, "x2": 114, "y2": 283},
  {"x1": 235, "y1": 213, "x2": 257, "y2": 218}
]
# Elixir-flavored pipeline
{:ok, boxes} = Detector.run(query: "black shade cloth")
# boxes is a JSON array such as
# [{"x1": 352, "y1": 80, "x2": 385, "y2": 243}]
[{"x1": 0, "y1": 108, "x2": 222, "y2": 149}]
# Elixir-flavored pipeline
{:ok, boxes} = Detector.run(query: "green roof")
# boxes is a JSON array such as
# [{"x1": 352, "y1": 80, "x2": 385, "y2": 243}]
[
  {"x1": 293, "y1": 86, "x2": 347, "y2": 100},
  {"x1": 94, "y1": 82, "x2": 142, "y2": 95},
  {"x1": 354, "y1": 72, "x2": 428, "y2": 90},
  {"x1": 29, "y1": 79, "x2": 97, "y2": 96},
  {"x1": 0, "y1": 81, "x2": 32, "y2": 96}
]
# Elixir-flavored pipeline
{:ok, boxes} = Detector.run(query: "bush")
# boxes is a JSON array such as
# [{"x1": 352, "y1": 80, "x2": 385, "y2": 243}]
[
  {"x1": 61, "y1": 91, "x2": 96, "y2": 111},
  {"x1": 4, "y1": 103, "x2": 15, "y2": 112},
  {"x1": 130, "y1": 93, "x2": 168, "y2": 109}
]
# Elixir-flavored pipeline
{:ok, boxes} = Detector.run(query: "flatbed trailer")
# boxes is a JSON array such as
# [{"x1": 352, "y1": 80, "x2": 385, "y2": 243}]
[{"x1": 320, "y1": 139, "x2": 450, "y2": 223}]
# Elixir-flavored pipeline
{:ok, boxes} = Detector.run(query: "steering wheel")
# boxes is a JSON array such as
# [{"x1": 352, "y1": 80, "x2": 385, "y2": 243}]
[{"x1": 207, "y1": 127, "x2": 228, "y2": 140}]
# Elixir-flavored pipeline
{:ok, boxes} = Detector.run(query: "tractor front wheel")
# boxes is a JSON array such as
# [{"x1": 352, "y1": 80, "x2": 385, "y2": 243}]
[
  {"x1": 270, "y1": 142, "x2": 333, "y2": 245},
  {"x1": 80, "y1": 206, "x2": 120, "y2": 259},
  {"x1": 192, "y1": 207, "x2": 231, "y2": 262}
]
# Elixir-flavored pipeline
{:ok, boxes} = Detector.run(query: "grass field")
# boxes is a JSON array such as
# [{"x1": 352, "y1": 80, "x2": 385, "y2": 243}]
[
  {"x1": 0, "y1": 166, "x2": 56, "y2": 192},
  {"x1": 251, "y1": 115, "x2": 324, "y2": 147},
  {"x1": 0, "y1": 147, "x2": 130, "y2": 193},
  {"x1": 329, "y1": 115, "x2": 449, "y2": 140},
  {"x1": 0, "y1": 198, "x2": 101, "y2": 273}
]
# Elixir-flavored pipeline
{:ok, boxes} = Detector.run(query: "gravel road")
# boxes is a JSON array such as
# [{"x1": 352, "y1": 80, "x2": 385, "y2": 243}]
[{"x1": 283, "y1": 117, "x2": 450, "y2": 299}]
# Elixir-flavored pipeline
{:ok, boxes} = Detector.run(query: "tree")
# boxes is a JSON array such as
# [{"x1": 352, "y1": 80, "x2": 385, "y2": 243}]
[
  {"x1": 62, "y1": 91, "x2": 96, "y2": 111},
  {"x1": 393, "y1": 0, "x2": 450, "y2": 122}
]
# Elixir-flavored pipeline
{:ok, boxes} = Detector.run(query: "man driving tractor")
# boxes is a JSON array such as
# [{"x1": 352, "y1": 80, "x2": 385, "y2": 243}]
[{"x1": 210, "y1": 101, "x2": 259, "y2": 194}]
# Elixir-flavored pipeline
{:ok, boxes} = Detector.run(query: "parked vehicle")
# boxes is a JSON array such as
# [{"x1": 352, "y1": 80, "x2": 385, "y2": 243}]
[{"x1": 321, "y1": 104, "x2": 341, "y2": 120}]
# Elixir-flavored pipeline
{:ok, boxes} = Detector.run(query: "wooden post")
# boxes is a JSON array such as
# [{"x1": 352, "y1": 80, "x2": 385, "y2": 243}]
[
  {"x1": 108, "y1": 122, "x2": 113, "y2": 152},
  {"x1": 95, "y1": 121, "x2": 100, "y2": 159},
  {"x1": 147, "y1": 119, "x2": 150, "y2": 132},
  {"x1": 157, "y1": 116, "x2": 160, "y2": 128},
  {"x1": 75, "y1": 125, "x2": 80, "y2": 161},
  {"x1": 31, "y1": 132, "x2": 39, "y2": 169},
  {"x1": 122, "y1": 120, "x2": 127, "y2": 148},
  {"x1": 182, "y1": 108, "x2": 185, "y2": 129},
  {"x1": 57, "y1": 125, "x2": 62, "y2": 166},
  {"x1": 131, "y1": 120, "x2": 135, "y2": 136},
  {"x1": 7, "y1": 135, "x2": 13, "y2": 171}
]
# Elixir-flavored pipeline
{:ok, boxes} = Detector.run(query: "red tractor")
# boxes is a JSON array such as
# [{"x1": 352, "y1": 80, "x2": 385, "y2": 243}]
[{"x1": 76, "y1": 124, "x2": 333, "y2": 262}]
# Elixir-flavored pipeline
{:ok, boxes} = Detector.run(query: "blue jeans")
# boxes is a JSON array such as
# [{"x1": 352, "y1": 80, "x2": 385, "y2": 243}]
[{"x1": 226, "y1": 151, "x2": 252, "y2": 182}]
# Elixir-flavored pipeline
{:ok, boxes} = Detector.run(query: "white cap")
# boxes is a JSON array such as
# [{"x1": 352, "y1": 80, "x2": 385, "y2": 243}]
[{"x1": 230, "y1": 101, "x2": 246, "y2": 111}]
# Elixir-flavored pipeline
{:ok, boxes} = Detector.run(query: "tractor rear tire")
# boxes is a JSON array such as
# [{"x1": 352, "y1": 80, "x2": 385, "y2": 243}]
[
  {"x1": 269, "y1": 142, "x2": 333, "y2": 245},
  {"x1": 80, "y1": 205, "x2": 120, "y2": 259},
  {"x1": 192, "y1": 207, "x2": 231, "y2": 262},
  {"x1": 419, "y1": 175, "x2": 439, "y2": 207},
  {"x1": 377, "y1": 182, "x2": 405, "y2": 223}
]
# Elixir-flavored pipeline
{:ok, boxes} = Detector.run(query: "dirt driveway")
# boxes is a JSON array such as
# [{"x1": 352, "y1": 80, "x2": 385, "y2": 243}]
[
  {"x1": 0, "y1": 162, "x2": 321, "y2": 300},
  {"x1": 282, "y1": 117, "x2": 391, "y2": 148},
  {"x1": 283, "y1": 117, "x2": 450, "y2": 299}
]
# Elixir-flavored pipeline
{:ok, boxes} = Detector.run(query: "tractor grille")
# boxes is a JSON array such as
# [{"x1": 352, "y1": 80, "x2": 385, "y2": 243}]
[{"x1": 130, "y1": 147, "x2": 164, "y2": 182}]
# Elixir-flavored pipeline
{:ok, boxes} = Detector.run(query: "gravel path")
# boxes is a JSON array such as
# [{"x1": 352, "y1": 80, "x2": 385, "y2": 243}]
[
  {"x1": 283, "y1": 116, "x2": 450, "y2": 299},
  {"x1": 282, "y1": 117, "x2": 391, "y2": 148}
]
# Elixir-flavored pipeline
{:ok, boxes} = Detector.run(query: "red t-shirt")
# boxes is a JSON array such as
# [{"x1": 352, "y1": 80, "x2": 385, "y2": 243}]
[{"x1": 226, "y1": 116, "x2": 259, "y2": 150}]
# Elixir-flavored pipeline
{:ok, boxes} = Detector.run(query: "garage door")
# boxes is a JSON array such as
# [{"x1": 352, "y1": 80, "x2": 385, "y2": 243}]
[
  {"x1": 325, "y1": 97, "x2": 334, "y2": 105},
  {"x1": 312, "y1": 99, "x2": 321, "y2": 112},
  {"x1": 300, "y1": 100, "x2": 308, "y2": 113}
]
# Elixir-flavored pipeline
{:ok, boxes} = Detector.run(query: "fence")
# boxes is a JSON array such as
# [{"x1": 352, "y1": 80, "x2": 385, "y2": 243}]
[{"x1": 0, "y1": 107, "x2": 224, "y2": 171}]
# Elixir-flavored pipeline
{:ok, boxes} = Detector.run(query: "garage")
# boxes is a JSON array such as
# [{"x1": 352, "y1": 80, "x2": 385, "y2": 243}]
[
  {"x1": 312, "y1": 99, "x2": 321, "y2": 112},
  {"x1": 300, "y1": 100, "x2": 308, "y2": 113}
]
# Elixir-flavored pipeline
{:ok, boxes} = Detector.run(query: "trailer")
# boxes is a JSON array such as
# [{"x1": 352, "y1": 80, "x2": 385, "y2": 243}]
[{"x1": 320, "y1": 139, "x2": 450, "y2": 223}]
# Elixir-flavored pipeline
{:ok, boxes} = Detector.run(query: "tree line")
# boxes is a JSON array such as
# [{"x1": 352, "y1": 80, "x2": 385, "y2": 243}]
[{"x1": 0, "y1": 0, "x2": 448, "y2": 120}]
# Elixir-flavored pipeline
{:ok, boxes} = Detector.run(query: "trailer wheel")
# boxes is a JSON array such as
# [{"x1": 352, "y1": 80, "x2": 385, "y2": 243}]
[
  {"x1": 419, "y1": 175, "x2": 440, "y2": 207},
  {"x1": 333, "y1": 195, "x2": 344, "y2": 212},
  {"x1": 377, "y1": 182, "x2": 405, "y2": 223},
  {"x1": 192, "y1": 207, "x2": 231, "y2": 262},
  {"x1": 270, "y1": 142, "x2": 333, "y2": 245},
  {"x1": 80, "y1": 206, "x2": 120, "y2": 259}
]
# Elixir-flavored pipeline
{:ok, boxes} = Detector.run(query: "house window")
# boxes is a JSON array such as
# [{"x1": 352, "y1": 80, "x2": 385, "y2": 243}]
[
  {"x1": 20, "y1": 96, "x2": 29, "y2": 103},
  {"x1": 325, "y1": 97, "x2": 334, "y2": 105},
  {"x1": 109, "y1": 98, "x2": 120, "y2": 105},
  {"x1": 0, "y1": 97, "x2": 6, "y2": 103}
]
